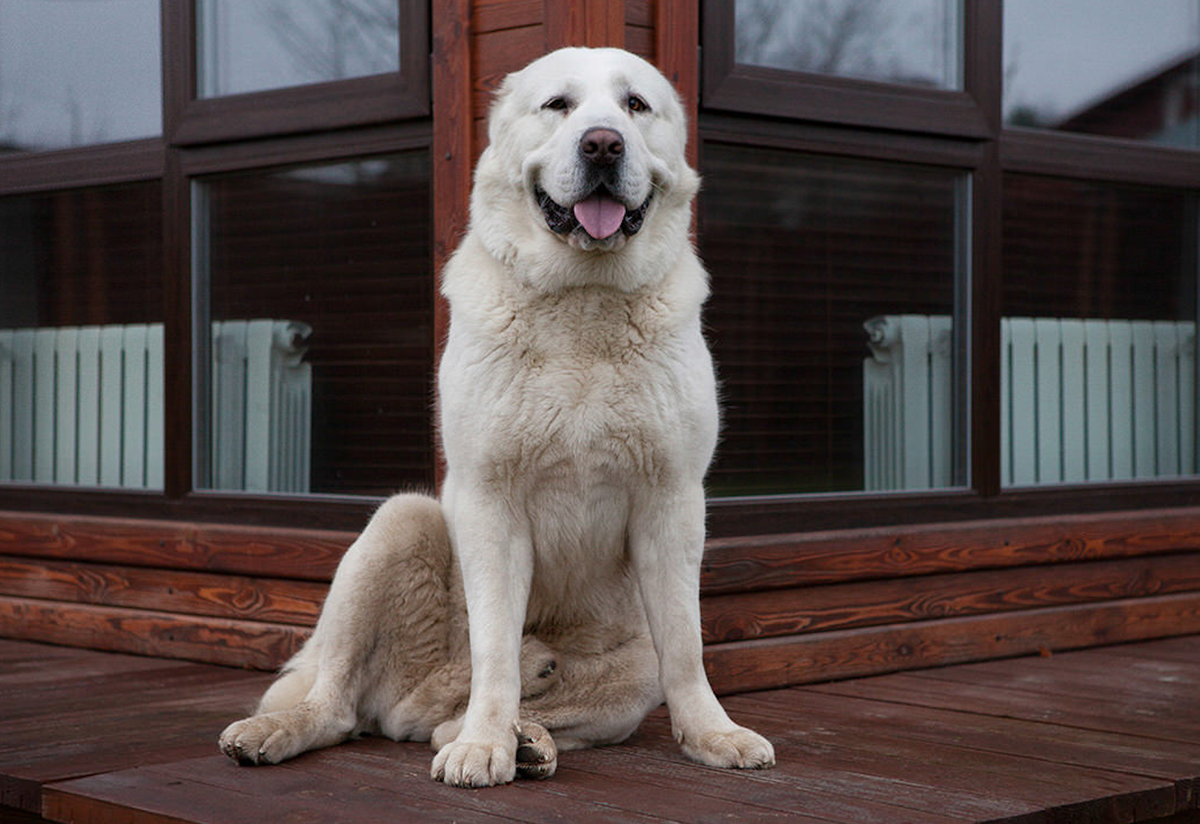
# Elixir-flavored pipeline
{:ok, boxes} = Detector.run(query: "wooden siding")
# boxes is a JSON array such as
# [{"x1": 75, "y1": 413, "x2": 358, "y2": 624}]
[
  {"x1": 3, "y1": 0, "x2": 1200, "y2": 700},
  {"x1": 5, "y1": 506, "x2": 1200, "y2": 692}
]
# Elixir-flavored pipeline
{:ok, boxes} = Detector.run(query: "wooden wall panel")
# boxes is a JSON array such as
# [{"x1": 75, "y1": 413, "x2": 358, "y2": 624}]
[
  {"x1": 4, "y1": 507, "x2": 1200, "y2": 680},
  {"x1": 0, "y1": 557, "x2": 325, "y2": 626},
  {"x1": 704, "y1": 592, "x2": 1200, "y2": 694},
  {"x1": 701, "y1": 553, "x2": 1200, "y2": 643},
  {"x1": 0, "y1": 597, "x2": 307, "y2": 671},
  {"x1": 701, "y1": 508, "x2": 1200, "y2": 594},
  {"x1": 1, "y1": 0, "x2": 1199, "y2": 695}
]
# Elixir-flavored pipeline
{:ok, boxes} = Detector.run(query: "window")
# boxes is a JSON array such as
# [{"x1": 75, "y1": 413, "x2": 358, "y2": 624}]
[
  {"x1": 196, "y1": 0, "x2": 401, "y2": 98},
  {"x1": 169, "y1": 0, "x2": 427, "y2": 145},
  {"x1": 702, "y1": 0, "x2": 1200, "y2": 532},
  {"x1": 1001, "y1": 176, "x2": 1196, "y2": 486},
  {"x1": 734, "y1": 0, "x2": 962, "y2": 91},
  {"x1": 0, "y1": 183, "x2": 163, "y2": 488},
  {"x1": 0, "y1": 1, "x2": 432, "y2": 529},
  {"x1": 193, "y1": 154, "x2": 433, "y2": 495},
  {"x1": 701, "y1": 145, "x2": 968, "y2": 496}
]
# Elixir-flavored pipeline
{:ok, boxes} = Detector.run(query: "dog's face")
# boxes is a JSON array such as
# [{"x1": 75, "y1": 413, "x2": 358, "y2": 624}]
[{"x1": 469, "y1": 48, "x2": 698, "y2": 289}]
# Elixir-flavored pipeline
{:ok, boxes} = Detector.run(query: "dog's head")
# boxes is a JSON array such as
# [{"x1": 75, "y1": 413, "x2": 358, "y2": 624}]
[{"x1": 469, "y1": 47, "x2": 699, "y2": 291}]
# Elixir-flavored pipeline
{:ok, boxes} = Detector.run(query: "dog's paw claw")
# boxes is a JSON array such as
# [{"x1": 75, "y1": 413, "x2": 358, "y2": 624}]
[
  {"x1": 682, "y1": 726, "x2": 775, "y2": 770},
  {"x1": 515, "y1": 722, "x2": 557, "y2": 780},
  {"x1": 219, "y1": 717, "x2": 294, "y2": 766}
]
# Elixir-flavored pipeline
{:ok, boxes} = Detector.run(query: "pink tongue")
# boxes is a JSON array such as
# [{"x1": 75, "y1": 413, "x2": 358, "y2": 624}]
[{"x1": 573, "y1": 192, "x2": 627, "y2": 239}]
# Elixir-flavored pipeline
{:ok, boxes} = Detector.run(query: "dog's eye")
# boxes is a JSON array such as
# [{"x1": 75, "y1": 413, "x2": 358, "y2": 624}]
[
  {"x1": 542, "y1": 96, "x2": 570, "y2": 112},
  {"x1": 627, "y1": 95, "x2": 650, "y2": 113}
]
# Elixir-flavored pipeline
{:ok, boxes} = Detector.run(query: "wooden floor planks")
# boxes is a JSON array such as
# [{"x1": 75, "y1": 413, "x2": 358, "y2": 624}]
[{"x1": 2, "y1": 637, "x2": 1199, "y2": 823}]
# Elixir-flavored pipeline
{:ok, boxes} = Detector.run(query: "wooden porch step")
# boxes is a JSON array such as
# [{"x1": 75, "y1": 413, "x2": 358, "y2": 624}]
[{"x1": 3, "y1": 637, "x2": 1200, "y2": 823}]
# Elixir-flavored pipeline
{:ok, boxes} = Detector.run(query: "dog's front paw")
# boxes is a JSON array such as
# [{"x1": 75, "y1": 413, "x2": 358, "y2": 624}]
[
  {"x1": 680, "y1": 725, "x2": 775, "y2": 770},
  {"x1": 431, "y1": 735, "x2": 517, "y2": 787},
  {"x1": 219, "y1": 715, "x2": 302, "y2": 766}
]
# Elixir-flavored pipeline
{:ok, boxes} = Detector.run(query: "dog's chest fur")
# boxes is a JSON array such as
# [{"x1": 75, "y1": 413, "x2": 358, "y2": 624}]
[{"x1": 463, "y1": 281, "x2": 704, "y2": 486}]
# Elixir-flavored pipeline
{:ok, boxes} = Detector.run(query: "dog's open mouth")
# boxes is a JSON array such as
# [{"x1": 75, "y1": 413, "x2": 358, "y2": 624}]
[{"x1": 536, "y1": 186, "x2": 652, "y2": 241}]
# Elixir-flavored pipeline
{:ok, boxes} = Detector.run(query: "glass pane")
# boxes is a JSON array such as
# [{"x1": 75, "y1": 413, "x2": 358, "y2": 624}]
[
  {"x1": 0, "y1": 0, "x2": 161, "y2": 153},
  {"x1": 700, "y1": 144, "x2": 968, "y2": 497},
  {"x1": 194, "y1": 153, "x2": 432, "y2": 496},
  {"x1": 197, "y1": 0, "x2": 400, "y2": 98},
  {"x1": 1004, "y1": 0, "x2": 1200, "y2": 147},
  {"x1": 1002, "y1": 174, "x2": 1197, "y2": 485},
  {"x1": 0, "y1": 183, "x2": 164, "y2": 488},
  {"x1": 734, "y1": 0, "x2": 962, "y2": 90}
]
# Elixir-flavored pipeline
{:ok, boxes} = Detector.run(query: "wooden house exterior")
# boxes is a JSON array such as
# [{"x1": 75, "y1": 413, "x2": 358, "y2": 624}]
[{"x1": 2, "y1": 0, "x2": 1200, "y2": 702}]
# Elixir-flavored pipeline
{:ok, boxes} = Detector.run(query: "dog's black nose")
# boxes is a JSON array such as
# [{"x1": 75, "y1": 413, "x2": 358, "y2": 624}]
[{"x1": 580, "y1": 128, "x2": 624, "y2": 165}]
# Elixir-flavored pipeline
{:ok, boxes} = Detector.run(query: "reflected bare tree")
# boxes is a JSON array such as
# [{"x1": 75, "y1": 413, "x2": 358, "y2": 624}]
[
  {"x1": 250, "y1": 0, "x2": 398, "y2": 82},
  {"x1": 736, "y1": 0, "x2": 892, "y2": 76},
  {"x1": 735, "y1": 0, "x2": 951, "y2": 88}
]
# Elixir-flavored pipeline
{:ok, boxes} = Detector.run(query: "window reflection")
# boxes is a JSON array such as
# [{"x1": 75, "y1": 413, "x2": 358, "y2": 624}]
[
  {"x1": 194, "y1": 153, "x2": 432, "y2": 496},
  {"x1": 700, "y1": 143, "x2": 966, "y2": 496},
  {"x1": 1001, "y1": 175, "x2": 1197, "y2": 485},
  {"x1": 0, "y1": 0, "x2": 161, "y2": 153},
  {"x1": 1004, "y1": 0, "x2": 1200, "y2": 147},
  {"x1": 0, "y1": 183, "x2": 164, "y2": 488},
  {"x1": 197, "y1": 0, "x2": 400, "y2": 98},
  {"x1": 734, "y1": 0, "x2": 961, "y2": 90}
]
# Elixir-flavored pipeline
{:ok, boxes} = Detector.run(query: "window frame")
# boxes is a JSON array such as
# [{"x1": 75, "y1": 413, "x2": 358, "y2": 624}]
[
  {"x1": 697, "y1": 0, "x2": 1200, "y2": 536},
  {"x1": 701, "y1": 0, "x2": 998, "y2": 138},
  {"x1": 0, "y1": 0, "x2": 434, "y2": 532},
  {"x1": 6, "y1": 1, "x2": 1200, "y2": 537},
  {"x1": 163, "y1": 1, "x2": 430, "y2": 146}
]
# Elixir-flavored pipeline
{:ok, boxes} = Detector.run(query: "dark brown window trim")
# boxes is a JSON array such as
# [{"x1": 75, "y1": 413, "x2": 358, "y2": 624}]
[
  {"x1": 706, "y1": 481, "x2": 1200, "y2": 538},
  {"x1": 0, "y1": 485, "x2": 382, "y2": 532},
  {"x1": 176, "y1": 119, "x2": 432, "y2": 177},
  {"x1": 1001, "y1": 128, "x2": 1200, "y2": 189},
  {"x1": 0, "y1": 139, "x2": 164, "y2": 196},
  {"x1": 699, "y1": 113, "x2": 986, "y2": 170},
  {"x1": 162, "y1": 0, "x2": 429, "y2": 147},
  {"x1": 700, "y1": 0, "x2": 997, "y2": 140}
]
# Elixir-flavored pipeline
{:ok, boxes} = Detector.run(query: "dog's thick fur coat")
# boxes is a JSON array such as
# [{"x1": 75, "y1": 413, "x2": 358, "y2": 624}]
[{"x1": 219, "y1": 47, "x2": 774, "y2": 788}]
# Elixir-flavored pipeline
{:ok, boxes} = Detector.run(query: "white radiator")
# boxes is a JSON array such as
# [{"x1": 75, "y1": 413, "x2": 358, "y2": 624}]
[
  {"x1": 864, "y1": 315, "x2": 1197, "y2": 489},
  {"x1": 0, "y1": 319, "x2": 311, "y2": 492}
]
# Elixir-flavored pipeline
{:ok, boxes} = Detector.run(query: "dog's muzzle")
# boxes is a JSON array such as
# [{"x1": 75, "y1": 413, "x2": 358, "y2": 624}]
[{"x1": 536, "y1": 186, "x2": 652, "y2": 241}]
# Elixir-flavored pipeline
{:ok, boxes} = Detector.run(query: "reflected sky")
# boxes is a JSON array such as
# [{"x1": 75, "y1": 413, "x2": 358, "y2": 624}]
[
  {"x1": 197, "y1": 0, "x2": 397, "y2": 98},
  {"x1": 0, "y1": 0, "x2": 160, "y2": 152},
  {"x1": 735, "y1": 0, "x2": 961, "y2": 89},
  {"x1": 1003, "y1": 0, "x2": 1199, "y2": 125},
  {"x1": 0, "y1": 0, "x2": 397, "y2": 153}
]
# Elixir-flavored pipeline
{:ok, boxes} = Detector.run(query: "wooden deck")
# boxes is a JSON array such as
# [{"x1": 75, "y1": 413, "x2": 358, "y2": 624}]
[{"x1": 4, "y1": 636, "x2": 1200, "y2": 824}]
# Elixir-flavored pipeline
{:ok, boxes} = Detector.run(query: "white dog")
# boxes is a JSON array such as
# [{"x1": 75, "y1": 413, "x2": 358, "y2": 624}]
[{"x1": 219, "y1": 46, "x2": 775, "y2": 788}]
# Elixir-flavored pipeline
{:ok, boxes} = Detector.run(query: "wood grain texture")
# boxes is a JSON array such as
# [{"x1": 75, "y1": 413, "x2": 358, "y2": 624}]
[
  {"x1": 0, "y1": 597, "x2": 307, "y2": 670},
  {"x1": 701, "y1": 553, "x2": 1200, "y2": 643},
  {"x1": 432, "y1": 0, "x2": 473, "y2": 447},
  {"x1": 0, "y1": 556, "x2": 326, "y2": 626},
  {"x1": 27, "y1": 636, "x2": 1200, "y2": 824},
  {"x1": 11, "y1": 507, "x2": 1200, "y2": 593},
  {"x1": 474, "y1": 0, "x2": 542, "y2": 33},
  {"x1": 654, "y1": 0, "x2": 699, "y2": 168},
  {"x1": 703, "y1": 592, "x2": 1200, "y2": 694},
  {"x1": 702, "y1": 507, "x2": 1200, "y2": 594},
  {"x1": 0, "y1": 511, "x2": 353, "y2": 581},
  {"x1": 471, "y1": 25, "x2": 544, "y2": 121}
]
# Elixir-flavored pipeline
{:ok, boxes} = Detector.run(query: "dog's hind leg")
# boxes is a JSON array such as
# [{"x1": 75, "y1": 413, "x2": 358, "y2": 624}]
[
  {"x1": 220, "y1": 494, "x2": 454, "y2": 765},
  {"x1": 519, "y1": 633, "x2": 662, "y2": 752}
]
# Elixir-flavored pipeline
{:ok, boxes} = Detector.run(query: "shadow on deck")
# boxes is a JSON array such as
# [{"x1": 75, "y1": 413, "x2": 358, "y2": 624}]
[{"x1": 3, "y1": 636, "x2": 1200, "y2": 823}]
